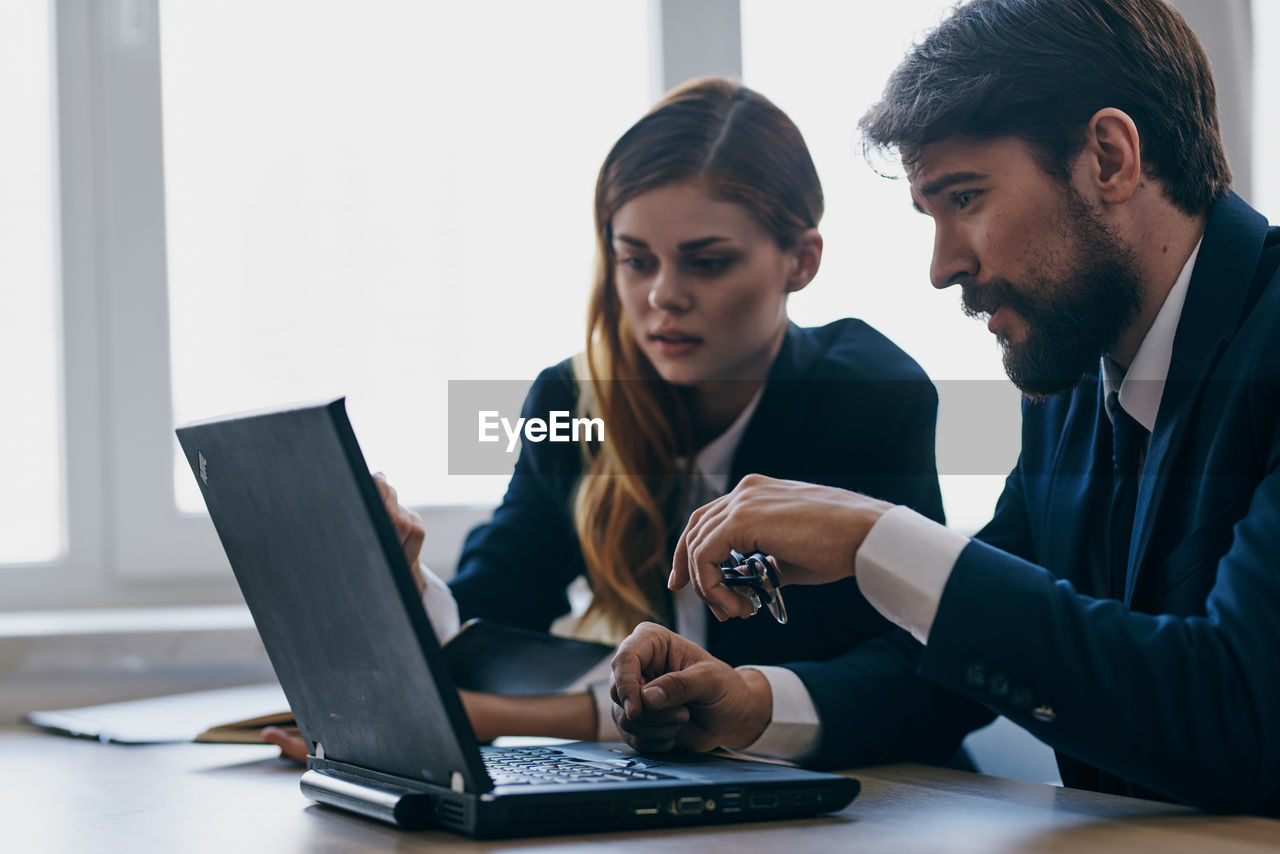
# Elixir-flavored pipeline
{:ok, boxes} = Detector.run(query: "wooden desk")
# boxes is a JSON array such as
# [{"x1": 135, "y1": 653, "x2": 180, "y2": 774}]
[{"x1": 5, "y1": 726, "x2": 1276, "y2": 853}]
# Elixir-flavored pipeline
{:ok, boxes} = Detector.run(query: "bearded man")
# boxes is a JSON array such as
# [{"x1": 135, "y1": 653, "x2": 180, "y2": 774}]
[{"x1": 609, "y1": 0, "x2": 1280, "y2": 815}]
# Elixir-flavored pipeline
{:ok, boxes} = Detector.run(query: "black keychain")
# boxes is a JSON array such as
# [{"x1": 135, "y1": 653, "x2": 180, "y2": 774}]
[{"x1": 718, "y1": 550, "x2": 788, "y2": 624}]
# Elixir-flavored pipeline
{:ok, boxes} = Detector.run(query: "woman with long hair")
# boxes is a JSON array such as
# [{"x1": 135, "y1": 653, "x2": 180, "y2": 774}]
[{"x1": 270, "y1": 76, "x2": 946, "y2": 758}]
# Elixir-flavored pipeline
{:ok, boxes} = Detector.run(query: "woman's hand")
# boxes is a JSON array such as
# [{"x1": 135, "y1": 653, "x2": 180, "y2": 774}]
[
  {"x1": 372, "y1": 472, "x2": 427, "y2": 595},
  {"x1": 671, "y1": 474, "x2": 892, "y2": 620},
  {"x1": 456, "y1": 690, "x2": 597, "y2": 743},
  {"x1": 262, "y1": 726, "x2": 308, "y2": 763},
  {"x1": 262, "y1": 690, "x2": 599, "y2": 765}
]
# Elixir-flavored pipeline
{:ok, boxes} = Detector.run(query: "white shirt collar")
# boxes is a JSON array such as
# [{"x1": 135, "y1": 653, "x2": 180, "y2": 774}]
[
  {"x1": 1100, "y1": 238, "x2": 1203, "y2": 432},
  {"x1": 688, "y1": 384, "x2": 765, "y2": 496}
]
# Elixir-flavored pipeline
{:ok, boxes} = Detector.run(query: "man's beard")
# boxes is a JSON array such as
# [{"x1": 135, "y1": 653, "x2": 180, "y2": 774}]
[{"x1": 961, "y1": 188, "x2": 1143, "y2": 398}]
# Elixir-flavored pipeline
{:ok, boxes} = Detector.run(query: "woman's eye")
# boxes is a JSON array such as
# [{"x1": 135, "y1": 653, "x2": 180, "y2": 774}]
[
  {"x1": 618, "y1": 256, "x2": 652, "y2": 272},
  {"x1": 688, "y1": 256, "x2": 731, "y2": 274}
]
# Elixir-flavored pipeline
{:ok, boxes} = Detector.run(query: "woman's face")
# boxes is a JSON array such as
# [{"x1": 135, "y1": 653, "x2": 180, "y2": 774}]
[{"x1": 611, "y1": 180, "x2": 820, "y2": 389}]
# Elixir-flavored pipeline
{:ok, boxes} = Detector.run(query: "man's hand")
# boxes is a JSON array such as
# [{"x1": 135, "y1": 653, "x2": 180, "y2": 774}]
[
  {"x1": 373, "y1": 472, "x2": 427, "y2": 595},
  {"x1": 610, "y1": 623, "x2": 772, "y2": 753},
  {"x1": 672, "y1": 474, "x2": 892, "y2": 620}
]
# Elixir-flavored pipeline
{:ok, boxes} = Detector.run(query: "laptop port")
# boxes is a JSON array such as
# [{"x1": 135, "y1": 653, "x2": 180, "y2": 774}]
[
  {"x1": 748, "y1": 794, "x2": 779, "y2": 809},
  {"x1": 632, "y1": 802, "x2": 660, "y2": 816},
  {"x1": 671, "y1": 795, "x2": 705, "y2": 815}
]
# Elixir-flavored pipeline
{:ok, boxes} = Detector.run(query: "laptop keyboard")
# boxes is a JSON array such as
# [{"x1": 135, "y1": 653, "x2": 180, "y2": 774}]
[{"x1": 481, "y1": 746, "x2": 673, "y2": 786}]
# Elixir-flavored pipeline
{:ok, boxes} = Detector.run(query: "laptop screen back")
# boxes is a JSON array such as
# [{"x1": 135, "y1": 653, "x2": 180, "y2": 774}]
[{"x1": 176, "y1": 399, "x2": 490, "y2": 792}]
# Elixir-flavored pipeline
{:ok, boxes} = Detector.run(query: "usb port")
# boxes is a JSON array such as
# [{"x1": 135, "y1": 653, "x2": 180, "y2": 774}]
[{"x1": 633, "y1": 803, "x2": 660, "y2": 816}]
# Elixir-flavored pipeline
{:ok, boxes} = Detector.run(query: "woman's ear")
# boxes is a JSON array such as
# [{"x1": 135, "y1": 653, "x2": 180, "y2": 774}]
[{"x1": 786, "y1": 229, "x2": 823, "y2": 293}]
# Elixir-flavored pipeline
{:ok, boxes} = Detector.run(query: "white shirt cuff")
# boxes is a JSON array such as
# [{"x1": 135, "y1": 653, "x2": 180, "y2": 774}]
[
  {"x1": 420, "y1": 561, "x2": 461, "y2": 645},
  {"x1": 855, "y1": 505, "x2": 968, "y2": 644},
  {"x1": 736, "y1": 665, "x2": 821, "y2": 764}
]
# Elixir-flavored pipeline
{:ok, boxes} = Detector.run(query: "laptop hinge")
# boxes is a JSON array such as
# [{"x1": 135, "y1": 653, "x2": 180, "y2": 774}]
[{"x1": 300, "y1": 769, "x2": 436, "y2": 830}]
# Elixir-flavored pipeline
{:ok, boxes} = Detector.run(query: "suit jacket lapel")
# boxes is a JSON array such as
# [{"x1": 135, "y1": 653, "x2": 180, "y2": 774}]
[
  {"x1": 1124, "y1": 193, "x2": 1270, "y2": 605},
  {"x1": 730, "y1": 322, "x2": 820, "y2": 484}
]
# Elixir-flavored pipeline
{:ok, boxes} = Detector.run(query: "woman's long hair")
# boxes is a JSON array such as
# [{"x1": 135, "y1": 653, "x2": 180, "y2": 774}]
[{"x1": 572, "y1": 77, "x2": 824, "y2": 640}]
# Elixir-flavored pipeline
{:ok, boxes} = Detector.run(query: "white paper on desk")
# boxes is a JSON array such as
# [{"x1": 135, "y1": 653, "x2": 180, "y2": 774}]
[{"x1": 25, "y1": 683, "x2": 288, "y2": 744}]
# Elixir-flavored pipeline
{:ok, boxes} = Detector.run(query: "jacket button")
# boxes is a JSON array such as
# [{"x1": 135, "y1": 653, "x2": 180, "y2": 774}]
[
  {"x1": 1032, "y1": 705, "x2": 1056, "y2": 722},
  {"x1": 988, "y1": 672, "x2": 1010, "y2": 697},
  {"x1": 964, "y1": 662, "x2": 986, "y2": 687}
]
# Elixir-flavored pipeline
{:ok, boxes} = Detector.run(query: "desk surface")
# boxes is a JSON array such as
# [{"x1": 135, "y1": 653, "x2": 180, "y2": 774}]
[{"x1": 5, "y1": 726, "x2": 1276, "y2": 853}]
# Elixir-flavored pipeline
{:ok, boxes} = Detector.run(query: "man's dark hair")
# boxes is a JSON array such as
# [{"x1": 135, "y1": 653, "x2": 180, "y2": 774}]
[{"x1": 859, "y1": 0, "x2": 1231, "y2": 215}]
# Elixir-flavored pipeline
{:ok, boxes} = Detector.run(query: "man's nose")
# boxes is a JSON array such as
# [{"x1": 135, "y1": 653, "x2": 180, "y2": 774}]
[{"x1": 929, "y1": 227, "x2": 977, "y2": 290}]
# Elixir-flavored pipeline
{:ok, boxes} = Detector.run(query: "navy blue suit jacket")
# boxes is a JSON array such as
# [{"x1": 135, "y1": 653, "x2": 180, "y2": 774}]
[
  {"x1": 897, "y1": 192, "x2": 1280, "y2": 813},
  {"x1": 450, "y1": 320, "x2": 950, "y2": 686}
]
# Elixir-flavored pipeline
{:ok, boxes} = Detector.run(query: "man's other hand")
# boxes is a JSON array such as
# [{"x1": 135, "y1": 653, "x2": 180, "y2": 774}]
[{"x1": 609, "y1": 622, "x2": 772, "y2": 753}]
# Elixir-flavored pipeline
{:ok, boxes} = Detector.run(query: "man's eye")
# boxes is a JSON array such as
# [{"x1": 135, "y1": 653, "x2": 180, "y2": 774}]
[{"x1": 953, "y1": 190, "x2": 980, "y2": 209}]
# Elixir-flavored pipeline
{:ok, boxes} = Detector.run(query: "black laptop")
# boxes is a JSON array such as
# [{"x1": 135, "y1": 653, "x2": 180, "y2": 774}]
[{"x1": 175, "y1": 399, "x2": 859, "y2": 837}]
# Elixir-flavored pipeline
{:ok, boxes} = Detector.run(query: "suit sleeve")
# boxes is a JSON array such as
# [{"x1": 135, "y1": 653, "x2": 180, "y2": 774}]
[
  {"x1": 919, "y1": 465, "x2": 1280, "y2": 812},
  {"x1": 784, "y1": 627, "x2": 995, "y2": 769},
  {"x1": 448, "y1": 368, "x2": 586, "y2": 632}
]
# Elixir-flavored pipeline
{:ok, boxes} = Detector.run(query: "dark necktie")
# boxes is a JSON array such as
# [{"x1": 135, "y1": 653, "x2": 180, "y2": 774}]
[{"x1": 1108, "y1": 392, "x2": 1147, "y2": 601}]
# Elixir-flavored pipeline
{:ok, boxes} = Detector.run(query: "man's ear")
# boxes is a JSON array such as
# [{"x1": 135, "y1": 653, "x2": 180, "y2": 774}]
[
  {"x1": 786, "y1": 229, "x2": 823, "y2": 293},
  {"x1": 1079, "y1": 108, "x2": 1143, "y2": 205}
]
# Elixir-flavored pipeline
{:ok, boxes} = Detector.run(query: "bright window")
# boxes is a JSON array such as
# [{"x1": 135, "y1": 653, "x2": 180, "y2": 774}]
[
  {"x1": 742, "y1": 0, "x2": 1021, "y2": 532},
  {"x1": 160, "y1": 0, "x2": 651, "y2": 510},
  {"x1": 1254, "y1": 1, "x2": 1280, "y2": 216},
  {"x1": 0, "y1": 1, "x2": 61, "y2": 564},
  {"x1": 3, "y1": 0, "x2": 1269, "y2": 607}
]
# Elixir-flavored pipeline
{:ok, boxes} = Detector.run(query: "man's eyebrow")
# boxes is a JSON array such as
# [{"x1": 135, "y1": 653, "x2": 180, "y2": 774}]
[{"x1": 911, "y1": 171, "x2": 989, "y2": 212}]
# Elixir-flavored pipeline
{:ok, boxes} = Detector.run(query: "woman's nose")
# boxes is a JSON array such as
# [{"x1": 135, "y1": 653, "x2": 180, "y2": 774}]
[{"x1": 648, "y1": 270, "x2": 693, "y2": 312}]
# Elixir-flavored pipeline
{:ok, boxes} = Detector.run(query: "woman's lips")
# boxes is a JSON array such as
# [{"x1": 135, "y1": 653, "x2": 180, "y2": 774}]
[{"x1": 649, "y1": 330, "x2": 703, "y2": 357}]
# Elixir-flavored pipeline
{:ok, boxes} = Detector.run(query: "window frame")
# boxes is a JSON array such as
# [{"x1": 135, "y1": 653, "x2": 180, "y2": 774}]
[
  {"x1": 3, "y1": 0, "x2": 1258, "y2": 610},
  {"x1": 3, "y1": 0, "x2": 742, "y2": 610}
]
